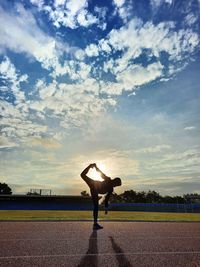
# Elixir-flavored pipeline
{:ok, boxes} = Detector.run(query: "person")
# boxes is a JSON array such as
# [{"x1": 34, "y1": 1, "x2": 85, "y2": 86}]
[{"x1": 80, "y1": 163, "x2": 122, "y2": 230}]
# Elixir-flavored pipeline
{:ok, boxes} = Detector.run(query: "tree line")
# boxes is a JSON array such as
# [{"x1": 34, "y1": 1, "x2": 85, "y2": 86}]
[
  {"x1": 1, "y1": 183, "x2": 199, "y2": 204},
  {"x1": 81, "y1": 190, "x2": 200, "y2": 204}
]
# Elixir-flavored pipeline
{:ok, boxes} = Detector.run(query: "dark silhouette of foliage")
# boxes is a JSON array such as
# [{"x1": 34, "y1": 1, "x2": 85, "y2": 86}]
[
  {"x1": 26, "y1": 192, "x2": 40, "y2": 196},
  {"x1": 80, "y1": 190, "x2": 90, "y2": 197},
  {"x1": 146, "y1": 190, "x2": 162, "y2": 203},
  {"x1": 0, "y1": 182, "x2": 12, "y2": 195},
  {"x1": 82, "y1": 188, "x2": 200, "y2": 204},
  {"x1": 100, "y1": 189, "x2": 188, "y2": 204}
]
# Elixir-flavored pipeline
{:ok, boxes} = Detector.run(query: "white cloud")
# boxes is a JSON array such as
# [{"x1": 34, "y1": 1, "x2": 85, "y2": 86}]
[
  {"x1": 135, "y1": 145, "x2": 171, "y2": 154},
  {"x1": 0, "y1": 4, "x2": 82, "y2": 77},
  {"x1": 146, "y1": 148, "x2": 200, "y2": 175},
  {"x1": 150, "y1": 0, "x2": 162, "y2": 7},
  {"x1": 101, "y1": 62, "x2": 163, "y2": 95},
  {"x1": 99, "y1": 39, "x2": 112, "y2": 53},
  {"x1": 150, "y1": 0, "x2": 172, "y2": 8},
  {"x1": 112, "y1": 0, "x2": 132, "y2": 23},
  {"x1": 33, "y1": 0, "x2": 98, "y2": 29},
  {"x1": 30, "y1": 0, "x2": 44, "y2": 9},
  {"x1": 116, "y1": 62, "x2": 163, "y2": 88},
  {"x1": 185, "y1": 13, "x2": 198, "y2": 26},
  {"x1": 184, "y1": 126, "x2": 196, "y2": 131},
  {"x1": 0, "y1": 4, "x2": 60, "y2": 70},
  {"x1": 74, "y1": 49, "x2": 85, "y2": 60},
  {"x1": 28, "y1": 77, "x2": 115, "y2": 130},
  {"x1": 0, "y1": 57, "x2": 28, "y2": 103},
  {"x1": 85, "y1": 44, "x2": 99, "y2": 57},
  {"x1": 1, "y1": 1, "x2": 199, "y2": 150},
  {"x1": 38, "y1": 79, "x2": 57, "y2": 99},
  {"x1": 0, "y1": 100, "x2": 22, "y2": 119},
  {"x1": 165, "y1": 0, "x2": 172, "y2": 4},
  {"x1": 0, "y1": 135, "x2": 19, "y2": 149},
  {"x1": 1, "y1": 115, "x2": 47, "y2": 139},
  {"x1": 106, "y1": 18, "x2": 199, "y2": 61},
  {"x1": 91, "y1": 18, "x2": 199, "y2": 85},
  {"x1": 113, "y1": 0, "x2": 126, "y2": 8},
  {"x1": 65, "y1": 0, "x2": 87, "y2": 15}
]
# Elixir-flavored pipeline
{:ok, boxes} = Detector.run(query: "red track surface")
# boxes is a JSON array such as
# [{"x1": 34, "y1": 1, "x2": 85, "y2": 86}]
[{"x1": 0, "y1": 221, "x2": 200, "y2": 267}]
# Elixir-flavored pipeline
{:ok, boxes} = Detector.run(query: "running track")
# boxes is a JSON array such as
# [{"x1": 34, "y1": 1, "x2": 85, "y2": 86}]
[{"x1": 0, "y1": 221, "x2": 200, "y2": 267}]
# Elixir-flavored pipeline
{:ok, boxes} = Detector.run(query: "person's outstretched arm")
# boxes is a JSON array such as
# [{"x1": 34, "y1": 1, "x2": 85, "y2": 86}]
[
  {"x1": 81, "y1": 163, "x2": 96, "y2": 179},
  {"x1": 104, "y1": 191, "x2": 112, "y2": 214},
  {"x1": 95, "y1": 166, "x2": 110, "y2": 181}
]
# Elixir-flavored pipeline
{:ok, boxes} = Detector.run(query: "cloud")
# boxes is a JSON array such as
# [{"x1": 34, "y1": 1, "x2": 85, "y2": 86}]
[
  {"x1": 28, "y1": 76, "x2": 116, "y2": 132},
  {"x1": 0, "y1": 4, "x2": 60, "y2": 70},
  {"x1": 184, "y1": 126, "x2": 196, "y2": 131},
  {"x1": 101, "y1": 62, "x2": 164, "y2": 95},
  {"x1": 116, "y1": 62, "x2": 164, "y2": 89},
  {"x1": 85, "y1": 44, "x2": 99, "y2": 57},
  {"x1": 31, "y1": 0, "x2": 98, "y2": 29},
  {"x1": 26, "y1": 137, "x2": 61, "y2": 149},
  {"x1": 143, "y1": 148, "x2": 200, "y2": 177},
  {"x1": 0, "y1": 57, "x2": 28, "y2": 103},
  {"x1": 135, "y1": 145, "x2": 171, "y2": 154},
  {"x1": 30, "y1": 0, "x2": 44, "y2": 9},
  {"x1": 64, "y1": 149, "x2": 139, "y2": 179},
  {"x1": 112, "y1": 0, "x2": 132, "y2": 23},
  {"x1": 0, "y1": 3, "x2": 82, "y2": 74},
  {"x1": 150, "y1": 0, "x2": 173, "y2": 9},
  {"x1": 113, "y1": 0, "x2": 126, "y2": 8},
  {"x1": 0, "y1": 135, "x2": 19, "y2": 149},
  {"x1": 132, "y1": 176, "x2": 200, "y2": 195},
  {"x1": 185, "y1": 13, "x2": 198, "y2": 26},
  {"x1": 106, "y1": 18, "x2": 199, "y2": 61},
  {"x1": 82, "y1": 17, "x2": 199, "y2": 95}
]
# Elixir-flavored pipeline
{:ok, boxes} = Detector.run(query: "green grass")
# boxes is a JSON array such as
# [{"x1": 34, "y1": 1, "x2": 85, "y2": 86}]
[{"x1": 0, "y1": 210, "x2": 200, "y2": 221}]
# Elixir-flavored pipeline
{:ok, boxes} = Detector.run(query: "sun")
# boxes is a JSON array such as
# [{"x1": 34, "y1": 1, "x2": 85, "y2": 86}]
[{"x1": 89, "y1": 163, "x2": 107, "y2": 181}]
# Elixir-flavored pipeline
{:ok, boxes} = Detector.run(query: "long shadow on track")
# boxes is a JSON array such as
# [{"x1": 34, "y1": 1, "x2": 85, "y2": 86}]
[
  {"x1": 77, "y1": 230, "x2": 133, "y2": 267},
  {"x1": 78, "y1": 231, "x2": 98, "y2": 267},
  {"x1": 109, "y1": 236, "x2": 133, "y2": 267}
]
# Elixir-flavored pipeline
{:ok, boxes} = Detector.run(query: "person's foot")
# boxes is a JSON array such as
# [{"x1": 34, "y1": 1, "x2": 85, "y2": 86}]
[{"x1": 93, "y1": 223, "x2": 103, "y2": 230}]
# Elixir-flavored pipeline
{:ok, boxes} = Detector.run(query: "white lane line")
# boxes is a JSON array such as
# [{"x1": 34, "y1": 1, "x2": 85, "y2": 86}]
[
  {"x1": 0, "y1": 237, "x2": 200, "y2": 241},
  {"x1": 0, "y1": 251, "x2": 200, "y2": 259}
]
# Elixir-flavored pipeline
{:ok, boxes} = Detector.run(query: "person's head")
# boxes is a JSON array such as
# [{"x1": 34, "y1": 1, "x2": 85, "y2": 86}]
[{"x1": 112, "y1": 177, "x2": 122, "y2": 187}]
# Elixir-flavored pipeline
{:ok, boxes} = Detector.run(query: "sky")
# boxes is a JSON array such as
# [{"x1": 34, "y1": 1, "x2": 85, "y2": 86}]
[{"x1": 0, "y1": 0, "x2": 200, "y2": 196}]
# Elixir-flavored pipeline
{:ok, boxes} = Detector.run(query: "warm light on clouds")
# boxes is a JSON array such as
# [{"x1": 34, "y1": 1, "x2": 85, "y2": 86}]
[{"x1": 0, "y1": 0, "x2": 200, "y2": 195}]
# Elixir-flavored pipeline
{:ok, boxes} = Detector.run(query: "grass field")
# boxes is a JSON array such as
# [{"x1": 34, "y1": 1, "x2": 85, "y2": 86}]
[{"x1": 0, "y1": 210, "x2": 200, "y2": 221}]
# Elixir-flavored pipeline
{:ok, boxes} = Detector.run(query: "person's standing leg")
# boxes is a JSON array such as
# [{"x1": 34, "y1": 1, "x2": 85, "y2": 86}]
[
  {"x1": 92, "y1": 193, "x2": 98, "y2": 224},
  {"x1": 91, "y1": 190, "x2": 103, "y2": 230}
]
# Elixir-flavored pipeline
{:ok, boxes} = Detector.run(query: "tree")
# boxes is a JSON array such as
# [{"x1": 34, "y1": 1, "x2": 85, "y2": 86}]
[
  {"x1": 81, "y1": 190, "x2": 90, "y2": 197},
  {"x1": 122, "y1": 190, "x2": 137, "y2": 202},
  {"x1": 27, "y1": 192, "x2": 40, "y2": 196},
  {"x1": 146, "y1": 190, "x2": 162, "y2": 203},
  {"x1": 106, "y1": 193, "x2": 123, "y2": 203},
  {"x1": 135, "y1": 191, "x2": 146, "y2": 203},
  {"x1": 0, "y1": 183, "x2": 12, "y2": 195}
]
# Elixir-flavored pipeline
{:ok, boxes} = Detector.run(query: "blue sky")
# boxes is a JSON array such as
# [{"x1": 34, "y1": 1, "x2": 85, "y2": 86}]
[{"x1": 0, "y1": 0, "x2": 200, "y2": 195}]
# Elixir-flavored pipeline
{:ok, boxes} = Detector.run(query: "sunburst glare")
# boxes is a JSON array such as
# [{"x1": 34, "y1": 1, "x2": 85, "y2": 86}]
[{"x1": 88, "y1": 163, "x2": 107, "y2": 181}]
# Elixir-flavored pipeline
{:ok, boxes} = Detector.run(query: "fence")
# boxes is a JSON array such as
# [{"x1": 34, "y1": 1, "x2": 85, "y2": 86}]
[
  {"x1": 108, "y1": 202, "x2": 200, "y2": 213},
  {"x1": 1, "y1": 195, "x2": 200, "y2": 212}
]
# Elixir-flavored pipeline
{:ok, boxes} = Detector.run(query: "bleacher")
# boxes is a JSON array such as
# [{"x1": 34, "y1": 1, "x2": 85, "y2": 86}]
[{"x1": 0, "y1": 195, "x2": 93, "y2": 210}]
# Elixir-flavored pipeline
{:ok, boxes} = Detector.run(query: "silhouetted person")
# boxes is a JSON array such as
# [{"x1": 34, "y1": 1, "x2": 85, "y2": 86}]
[{"x1": 81, "y1": 163, "x2": 122, "y2": 230}]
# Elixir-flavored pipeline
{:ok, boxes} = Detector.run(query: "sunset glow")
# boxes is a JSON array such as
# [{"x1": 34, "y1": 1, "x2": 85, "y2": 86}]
[{"x1": 0, "y1": 0, "x2": 199, "y2": 195}]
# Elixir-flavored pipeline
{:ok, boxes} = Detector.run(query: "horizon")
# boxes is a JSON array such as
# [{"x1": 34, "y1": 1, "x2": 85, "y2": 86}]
[
  {"x1": 4, "y1": 187, "x2": 200, "y2": 198},
  {"x1": 0, "y1": 0, "x2": 200, "y2": 196}
]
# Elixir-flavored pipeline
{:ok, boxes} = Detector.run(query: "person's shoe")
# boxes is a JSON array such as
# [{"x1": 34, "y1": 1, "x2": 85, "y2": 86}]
[{"x1": 93, "y1": 223, "x2": 103, "y2": 230}]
